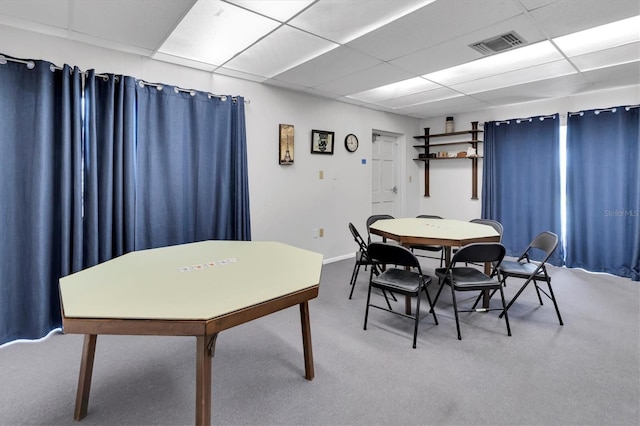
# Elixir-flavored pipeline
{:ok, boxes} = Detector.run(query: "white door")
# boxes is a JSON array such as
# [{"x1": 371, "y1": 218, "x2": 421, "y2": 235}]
[{"x1": 371, "y1": 133, "x2": 400, "y2": 216}]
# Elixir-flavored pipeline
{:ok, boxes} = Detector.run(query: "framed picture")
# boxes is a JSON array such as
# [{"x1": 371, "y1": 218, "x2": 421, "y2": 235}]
[
  {"x1": 279, "y1": 124, "x2": 294, "y2": 165},
  {"x1": 311, "y1": 129, "x2": 334, "y2": 155}
]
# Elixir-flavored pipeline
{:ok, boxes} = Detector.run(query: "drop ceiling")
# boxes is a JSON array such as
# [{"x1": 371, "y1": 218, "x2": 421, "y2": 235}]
[{"x1": 0, "y1": 0, "x2": 638, "y2": 118}]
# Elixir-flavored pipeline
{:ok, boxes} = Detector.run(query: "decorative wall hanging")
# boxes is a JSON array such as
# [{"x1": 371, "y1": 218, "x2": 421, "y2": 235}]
[
  {"x1": 279, "y1": 124, "x2": 294, "y2": 165},
  {"x1": 311, "y1": 129, "x2": 334, "y2": 154}
]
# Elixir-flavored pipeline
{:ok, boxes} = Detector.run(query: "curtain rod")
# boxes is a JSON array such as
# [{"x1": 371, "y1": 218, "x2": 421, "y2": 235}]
[
  {"x1": 137, "y1": 79, "x2": 250, "y2": 103},
  {"x1": 1, "y1": 55, "x2": 249, "y2": 104},
  {"x1": 516, "y1": 114, "x2": 556, "y2": 123},
  {"x1": 0, "y1": 54, "x2": 35, "y2": 69},
  {"x1": 569, "y1": 104, "x2": 639, "y2": 116},
  {"x1": 495, "y1": 114, "x2": 556, "y2": 125}
]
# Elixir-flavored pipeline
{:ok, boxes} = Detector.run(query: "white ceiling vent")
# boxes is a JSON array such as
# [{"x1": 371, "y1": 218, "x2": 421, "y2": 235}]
[{"x1": 469, "y1": 32, "x2": 527, "y2": 55}]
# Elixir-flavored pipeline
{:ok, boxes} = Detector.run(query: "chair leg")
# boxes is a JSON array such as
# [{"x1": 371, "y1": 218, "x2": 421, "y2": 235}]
[
  {"x1": 432, "y1": 277, "x2": 447, "y2": 307},
  {"x1": 471, "y1": 291, "x2": 482, "y2": 309},
  {"x1": 545, "y1": 279, "x2": 564, "y2": 325},
  {"x1": 423, "y1": 285, "x2": 438, "y2": 325},
  {"x1": 498, "y1": 285, "x2": 512, "y2": 337},
  {"x1": 381, "y1": 290, "x2": 393, "y2": 310},
  {"x1": 348, "y1": 262, "x2": 361, "y2": 299},
  {"x1": 533, "y1": 279, "x2": 544, "y2": 305},
  {"x1": 363, "y1": 283, "x2": 373, "y2": 330},
  {"x1": 412, "y1": 290, "x2": 422, "y2": 349},
  {"x1": 450, "y1": 286, "x2": 462, "y2": 340},
  {"x1": 472, "y1": 287, "x2": 499, "y2": 309},
  {"x1": 499, "y1": 278, "x2": 533, "y2": 319}
]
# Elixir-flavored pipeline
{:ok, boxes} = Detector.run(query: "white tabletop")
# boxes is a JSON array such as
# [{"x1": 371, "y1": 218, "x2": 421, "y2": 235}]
[
  {"x1": 59, "y1": 241, "x2": 323, "y2": 321},
  {"x1": 370, "y1": 218, "x2": 499, "y2": 242}
]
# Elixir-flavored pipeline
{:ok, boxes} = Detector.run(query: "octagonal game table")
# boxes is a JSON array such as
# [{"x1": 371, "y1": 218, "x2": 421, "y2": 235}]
[
  {"x1": 369, "y1": 218, "x2": 500, "y2": 312},
  {"x1": 59, "y1": 240, "x2": 323, "y2": 426}
]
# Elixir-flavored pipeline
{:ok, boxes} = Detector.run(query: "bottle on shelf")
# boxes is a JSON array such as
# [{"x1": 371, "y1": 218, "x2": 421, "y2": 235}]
[{"x1": 445, "y1": 116, "x2": 454, "y2": 133}]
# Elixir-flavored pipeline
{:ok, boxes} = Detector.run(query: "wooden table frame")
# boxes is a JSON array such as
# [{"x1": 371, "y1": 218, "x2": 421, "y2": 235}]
[
  {"x1": 62, "y1": 286, "x2": 318, "y2": 426},
  {"x1": 370, "y1": 218, "x2": 500, "y2": 313}
]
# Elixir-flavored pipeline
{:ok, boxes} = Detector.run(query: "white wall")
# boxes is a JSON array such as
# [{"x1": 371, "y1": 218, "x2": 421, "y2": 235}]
[
  {"x1": 417, "y1": 87, "x2": 640, "y2": 221},
  {"x1": 0, "y1": 25, "x2": 420, "y2": 262}
]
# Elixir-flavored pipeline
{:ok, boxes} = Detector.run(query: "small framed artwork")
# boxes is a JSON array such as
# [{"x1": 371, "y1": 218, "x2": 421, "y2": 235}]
[
  {"x1": 311, "y1": 129, "x2": 334, "y2": 155},
  {"x1": 279, "y1": 124, "x2": 294, "y2": 165}
]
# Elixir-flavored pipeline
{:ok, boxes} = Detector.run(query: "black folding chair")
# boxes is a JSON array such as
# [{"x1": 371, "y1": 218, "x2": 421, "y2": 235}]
[
  {"x1": 364, "y1": 242, "x2": 438, "y2": 348},
  {"x1": 434, "y1": 243, "x2": 510, "y2": 340},
  {"x1": 496, "y1": 231, "x2": 563, "y2": 325},
  {"x1": 348, "y1": 222, "x2": 380, "y2": 299},
  {"x1": 366, "y1": 214, "x2": 394, "y2": 244}
]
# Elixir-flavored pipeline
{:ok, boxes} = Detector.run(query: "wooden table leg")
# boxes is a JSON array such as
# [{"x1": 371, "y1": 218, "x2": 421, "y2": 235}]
[
  {"x1": 195, "y1": 334, "x2": 217, "y2": 426},
  {"x1": 444, "y1": 247, "x2": 452, "y2": 267},
  {"x1": 74, "y1": 334, "x2": 97, "y2": 421},
  {"x1": 299, "y1": 302, "x2": 314, "y2": 380},
  {"x1": 406, "y1": 246, "x2": 453, "y2": 315}
]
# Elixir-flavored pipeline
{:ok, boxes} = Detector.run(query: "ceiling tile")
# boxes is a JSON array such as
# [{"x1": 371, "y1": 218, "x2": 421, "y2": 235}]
[
  {"x1": 0, "y1": 0, "x2": 69, "y2": 28},
  {"x1": 580, "y1": 61, "x2": 640, "y2": 89},
  {"x1": 73, "y1": 0, "x2": 196, "y2": 51},
  {"x1": 263, "y1": 78, "x2": 309, "y2": 93},
  {"x1": 224, "y1": 0, "x2": 314, "y2": 22},
  {"x1": 289, "y1": 0, "x2": 432, "y2": 44},
  {"x1": 348, "y1": 77, "x2": 441, "y2": 103},
  {"x1": 569, "y1": 42, "x2": 640, "y2": 72},
  {"x1": 214, "y1": 66, "x2": 268, "y2": 82},
  {"x1": 143, "y1": 52, "x2": 216, "y2": 72},
  {"x1": 553, "y1": 15, "x2": 640, "y2": 58},
  {"x1": 397, "y1": 96, "x2": 489, "y2": 118},
  {"x1": 271, "y1": 45, "x2": 381, "y2": 87},
  {"x1": 528, "y1": 0, "x2": 640, "y2": 38},
  {"x1": 450, "y1": 59, "x2": 577, "y2": 94},
  {"x1": 472, "y1": 73, "x2": 591, "y2": 102},
  {"x1": 157, "y1": 0, "x2": 279, "y2": 66},
  {"x1": 380, "y1": 87, "x2": 463, "y2": 109},
  {"x1": 313, "y1": 63, "x2": 415, "y2": 96},
  {"x1": 223, "y1": 25, "x2": 337, "y2": 79}
]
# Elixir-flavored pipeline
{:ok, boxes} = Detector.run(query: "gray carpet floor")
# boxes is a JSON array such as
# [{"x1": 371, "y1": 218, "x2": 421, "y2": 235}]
[{"x1": 1, "y1": 256, "x2": 639, "y2": 426}]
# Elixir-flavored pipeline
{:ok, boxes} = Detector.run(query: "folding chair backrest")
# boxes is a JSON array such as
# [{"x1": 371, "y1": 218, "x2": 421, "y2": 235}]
[
  {"x1": 470, "y1": 219, "x2": 503, "y2": 241},
  {"x1": 366, "y1": 214, "x2": 394, "y2": 243},
  {"x1": 451, "y1": 243, "x2": 506, "y2": 267},
  {"x1": 368, "y1": 242, "x2": 421, "y2": 271},
  {"x1": 529, "y1": 231, "x2": 558, "y2": 261},
  {"x1": 348, "y1": 222, "x2": 368, "y2": 252}
]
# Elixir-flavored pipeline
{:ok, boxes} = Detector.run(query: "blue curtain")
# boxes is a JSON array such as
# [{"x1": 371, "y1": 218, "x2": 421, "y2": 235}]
[
  {"x1": 82, "y1": 72, "x2": 137, "y2": 267},
  {"x1": 565, "y1": 106, "x2": 640, "y2": 281},
  {"x1": 134, "y1": 85, "x2": 251, "y2": 249},
  {"x1": 0, "y1": 57, "x2": 83, "y2": 345},
  {"x1": 482, "y1": 115, "x2": 564, "y2": 265},
  {"x1": 1, "y1": 56, "x2": 251, "y2": 345}
]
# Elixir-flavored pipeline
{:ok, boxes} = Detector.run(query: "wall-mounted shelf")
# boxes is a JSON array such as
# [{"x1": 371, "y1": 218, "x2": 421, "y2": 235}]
[{"x1": 413, "y1": 121, "x2": 482, "y2": 199}]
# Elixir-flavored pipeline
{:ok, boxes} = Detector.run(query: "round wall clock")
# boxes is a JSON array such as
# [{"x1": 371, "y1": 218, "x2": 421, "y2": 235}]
[{"x1": 344, "y1": 133, "x2": 359, "y2": 152}]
